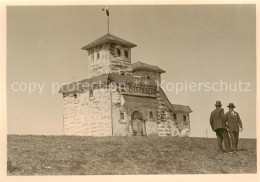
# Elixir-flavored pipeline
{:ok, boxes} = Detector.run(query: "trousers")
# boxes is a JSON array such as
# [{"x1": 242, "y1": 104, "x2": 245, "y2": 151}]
[
  {"x1": 229, "y1": 131, "x2": 239, "y2": 150},
  {"x1": 215, "y1": 128, "x2": 231, "y2": 152}
]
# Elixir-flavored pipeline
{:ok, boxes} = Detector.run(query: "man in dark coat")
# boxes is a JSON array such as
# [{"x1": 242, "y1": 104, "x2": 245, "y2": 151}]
[
  {"x1": 225, "y1": 103, "x2": 243, "y2": 151},
  {"x1": 210, "y1": 101, "x2": 231, "y2": 152}
]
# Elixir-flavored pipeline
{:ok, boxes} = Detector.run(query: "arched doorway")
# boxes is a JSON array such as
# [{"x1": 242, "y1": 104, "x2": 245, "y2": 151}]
[{"x1": 131, "y1": 111, "x2": 146, "y2": 136}]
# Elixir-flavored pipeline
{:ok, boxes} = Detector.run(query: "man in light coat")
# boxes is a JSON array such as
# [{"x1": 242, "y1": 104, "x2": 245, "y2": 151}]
[
  {"x1": 225, "y1": 103, "x2": 243, "y2": 151},
  {"x1": 210, "y1": 101, "x2": 232, "y2": 153}
]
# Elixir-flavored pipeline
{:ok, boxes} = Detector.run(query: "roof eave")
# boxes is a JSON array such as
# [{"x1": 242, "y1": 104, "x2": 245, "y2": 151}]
[
  {"x1": 132, "y1": 68, "x2": 166, "y2": 73},
  {"x1": 81, "y1": 40, "x2": 137, "y2": 50},
  {"x1": 173, "y1": 110, "x2": 193, "y2": 114}
]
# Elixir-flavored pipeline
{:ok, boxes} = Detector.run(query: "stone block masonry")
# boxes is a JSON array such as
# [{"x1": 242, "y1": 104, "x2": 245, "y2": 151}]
[{"x1": 63, "y1": 89, "x2": 112, "y2": 136}]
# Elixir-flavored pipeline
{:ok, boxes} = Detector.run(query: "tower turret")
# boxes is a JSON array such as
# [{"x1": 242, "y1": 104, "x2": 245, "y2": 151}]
[{"x1": 81, "y1": 33, "x2": 137, "y2": 78}]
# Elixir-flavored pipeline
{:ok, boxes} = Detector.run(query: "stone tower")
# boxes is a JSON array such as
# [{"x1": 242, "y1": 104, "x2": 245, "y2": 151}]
[{"x1": 81, "y1": 33, "x2": 137, "y2": 78}]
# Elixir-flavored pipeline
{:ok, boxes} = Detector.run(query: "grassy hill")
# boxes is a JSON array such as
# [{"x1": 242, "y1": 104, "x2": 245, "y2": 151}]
[{"x1": 7, "y1": 135, "x2": 256, "y2": 175}]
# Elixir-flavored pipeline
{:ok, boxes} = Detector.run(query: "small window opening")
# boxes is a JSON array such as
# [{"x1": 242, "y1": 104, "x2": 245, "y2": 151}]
[
  {"x1": 120, "y1": 111, "x2": 125, "y2": 119},
  {"x1": 173, "y1": 114, "x2": 177, "y2": 120},
  {"x1": 161, "y1": 108, "x2": 166, "y2": 119},
  {"x1": 149, "y1": 111, "x2": 154, "y2": 119},
  {"x1": 145, "y1": 75, "x2": 150, "y2": 79},
  {"x1": 89, "y1": 89, "x2": 93, "y2": 98},
  {"x1": 117, "y1": 48, "x2": 121, "y2": 57},
  {"x1": 124, "y1": 50, "x2": 128, "y2": 58},
  {"x1": 183, "y1": 115, "x2": 187, "y2": 123},
  {"x1": 73, "y1": 93, "x2": 77, "y2": 99},
  {"x1": 73, "y1": 93, "x2": 79, "y2": 104},
  {"x1": 120, "y1": 84, "x2": 126, "y2": 92},
  {"x1": 120, "y1": 71, "x2": 127, "y2": 76}
]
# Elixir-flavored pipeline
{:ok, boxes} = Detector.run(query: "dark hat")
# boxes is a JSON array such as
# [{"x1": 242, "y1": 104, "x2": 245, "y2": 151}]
[
  {"x1": 227, "y1": 103, "x2": 236, "y2": 108},
  {"x1": 215, "y1": 101, "x2": 222, "y2": 106}
]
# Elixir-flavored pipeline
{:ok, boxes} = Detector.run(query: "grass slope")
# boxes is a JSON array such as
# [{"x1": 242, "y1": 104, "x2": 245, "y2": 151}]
[{"x1": 7, "y1": 135, "x2": 256, "y2": 175}]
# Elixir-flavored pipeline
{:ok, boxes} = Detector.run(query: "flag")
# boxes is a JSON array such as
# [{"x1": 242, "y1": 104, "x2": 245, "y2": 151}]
[{"x1": 106, "y1": 6, "x2": 109, "y2": 17}]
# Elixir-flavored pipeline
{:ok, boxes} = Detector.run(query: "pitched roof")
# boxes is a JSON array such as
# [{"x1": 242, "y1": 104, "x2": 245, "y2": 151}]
[
  {"x1": 158, "y1": 87, "x2": 174, "y2": 111},
  {"x1": 132, "y1": 61, "x2": 166, "y2": 73},
  {"x1": 59, "y1": 74, "x2": 110, "y2": 94},
  {"x1": 59, "y1": 73, "x2": 158, "y2": 94},
  {"x1": 172, "y1": 104, "x2": 193, "y2": 113},
  {"x1": 108, "y1": 73, "x2": 158, "y2": 87},
  {"x1": 81, "y1": 33, "x2": 137, "y2": 50}
]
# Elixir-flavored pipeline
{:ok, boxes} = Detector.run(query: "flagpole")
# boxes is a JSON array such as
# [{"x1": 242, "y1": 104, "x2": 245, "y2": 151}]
[
  {"x1": 107, "y1": 5, "x2": 109, "y2": 34},
  {"x1": 107, "y1": 16, "x2": 109, "y2": 34}
]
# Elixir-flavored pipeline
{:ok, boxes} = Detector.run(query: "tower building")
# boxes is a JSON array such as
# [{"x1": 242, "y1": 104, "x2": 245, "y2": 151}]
[
  {"x1": 59, "y1": 16, "x2": 192, "y2": 137},
  {"x1": 81, "y1": 33, "x2": 136, "y2": 77}
]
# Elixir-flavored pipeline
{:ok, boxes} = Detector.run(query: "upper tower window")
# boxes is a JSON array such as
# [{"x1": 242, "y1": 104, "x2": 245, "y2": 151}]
[
  {"x1": 124, "y1": 50, "x2": 128, "y2": 58},
  {"x1": 116, "y1": 48, "x2": 121, "y2": 57},
  {"x1": 91, "y1": 54, "x2": 94, "y2": 62},
  {"x1": 97, "y1": 52, "x2": 100, "y2": 60},
  {"x1": 183, "y1": 115, "x2": 187, "y2": 122}
]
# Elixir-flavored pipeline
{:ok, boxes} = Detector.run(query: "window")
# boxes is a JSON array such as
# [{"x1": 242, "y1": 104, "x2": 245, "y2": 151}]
[
  {"x1": 97, "y1": 52, "x2": 100, "y2": 59},
  {"x1": 149, "y1": 111, "x2": 154, "y2": 119},
  {"x1": 161, "y1": 108, "x2": 166, "y2": 119},
  {"x1": 117, "y1": 48, "x2": 121, "y2": 57},
  {"x1": 91, "y1": 54, "x2": 94, "y2": 62},
  {"x1": 73, "y1": 93, "x2": 77, "y2": 99},
  {"x1": 173, "y1": 114, "x2": 177, "y2": 120},
  {"x1": 124, "y1": 50, "x2": 128, "y2": 58},
  {"x1": 119, "y1": 110, "x2": 127, "y2": 124},
  {"x1": 183, "y1": 115, "x2": 187, "y2": 122},
  {"x1": 120, "y1": 84, "x2": 126, "y2": 92},
  {"x1": 120, "y1": 111, "x2": 125, "y2": 120},
  {"x1": 183, "y1": 115, "x2": 188, "y2": 125},
  {"x1": 120, "y1": 71, "x2": 127, "y2": 76},
  {"x1": 89, "y1": 89, "x2": 94, "y2": 100},
  {"x1": 73, "y1": 93, "x2": 79, "y2": 104}
]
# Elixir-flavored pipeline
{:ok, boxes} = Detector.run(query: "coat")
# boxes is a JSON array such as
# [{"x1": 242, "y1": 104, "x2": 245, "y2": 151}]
[
  {"x1": 210, "y1": 107, "x2": 226, "y2": 131},
  {"x1": 225, "y1": 111, "x2": 243, "y2": 132}
]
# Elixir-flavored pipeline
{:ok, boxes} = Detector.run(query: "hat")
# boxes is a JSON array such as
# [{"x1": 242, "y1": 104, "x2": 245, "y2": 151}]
[
  {"x1": 215, "y1": 101, "x2": 222, "y2": 106},
  {"x1": 227, "y1": 103, "x2": 236, "y2": 108}
]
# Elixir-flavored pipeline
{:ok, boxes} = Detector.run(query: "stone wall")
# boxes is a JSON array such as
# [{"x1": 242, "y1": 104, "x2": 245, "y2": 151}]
[
  {"x1": 156, "y1": 92, "x2": 171, "y2": 136},
  {"x1": 109, "y1": 43, "x2": 132, "y2": 75},
  {"x1": 111, "y1": 90, "x2": 158, "y2": 136},
  {"x1": 88, "y1": 43, "x2": 111, "y2": 78},
  {"x1": 171, "y1": 113, "x2": 191, "y2": 136},
  {"x1": 62, "y1": 86, "x2": 191, "y2": 137},
  {"x1": 111, "y1": 90, "x2": 129, "y2": 136},
  {"x1": 63, "y1": 89, "x2": 112, "y2": 136},
  {"x1": 87, "y1": 43, "x2": 133, "y2": 77}
]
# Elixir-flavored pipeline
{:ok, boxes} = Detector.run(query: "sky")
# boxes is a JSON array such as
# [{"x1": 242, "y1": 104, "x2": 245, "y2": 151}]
[{"x1": 7, "y1": 5, "x2": 256, "y2": 138}]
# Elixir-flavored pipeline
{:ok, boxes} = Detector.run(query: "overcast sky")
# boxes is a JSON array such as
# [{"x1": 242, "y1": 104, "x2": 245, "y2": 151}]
[{"x1": 7, "y1": 5, "x2": 256, "y2": 138}]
